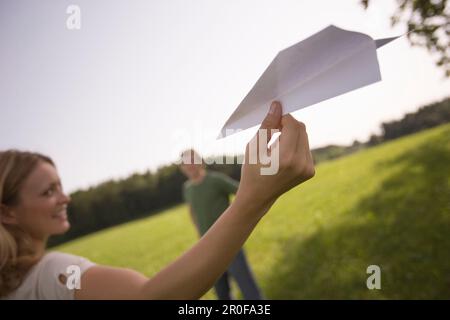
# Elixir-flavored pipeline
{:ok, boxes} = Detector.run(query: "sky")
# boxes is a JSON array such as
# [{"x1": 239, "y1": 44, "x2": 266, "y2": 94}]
[{"x1": 1, "y1": 0, "x2": 449, "y2": 193}]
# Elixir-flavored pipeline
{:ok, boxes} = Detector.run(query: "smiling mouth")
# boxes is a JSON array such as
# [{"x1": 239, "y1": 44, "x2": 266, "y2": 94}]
[
  {"x1": 52, "y1": 206, "x2": 68, "y2": 220},
  {"x1": 52, "y1": 211, "x2": 67, "y2": 220}
]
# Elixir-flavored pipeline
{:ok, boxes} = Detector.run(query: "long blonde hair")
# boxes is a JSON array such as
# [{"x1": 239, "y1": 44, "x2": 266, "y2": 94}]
[{"x1": 0, "y1": 150, "x2": 55, "y2": 297}]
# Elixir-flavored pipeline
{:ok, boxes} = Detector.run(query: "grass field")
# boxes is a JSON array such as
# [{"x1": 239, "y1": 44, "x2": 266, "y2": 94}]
[{"x1": 56, "y1": 124, "x2": 450, "y2": 299}]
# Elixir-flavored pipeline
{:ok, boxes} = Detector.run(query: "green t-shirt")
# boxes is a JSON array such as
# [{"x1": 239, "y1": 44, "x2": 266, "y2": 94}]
[{"x1": 183, "y1": 171, "x2": 239, "y2": 235}]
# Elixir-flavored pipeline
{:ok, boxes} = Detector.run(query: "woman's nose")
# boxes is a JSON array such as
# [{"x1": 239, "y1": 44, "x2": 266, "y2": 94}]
[{"x1": 59, "y1": 192, "x2": 71, "y2": 204}]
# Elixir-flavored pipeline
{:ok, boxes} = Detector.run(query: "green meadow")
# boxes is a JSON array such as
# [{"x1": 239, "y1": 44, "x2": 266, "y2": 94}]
[{"x1": 56, "y1": 124, "x2": 450, "y2": 299}]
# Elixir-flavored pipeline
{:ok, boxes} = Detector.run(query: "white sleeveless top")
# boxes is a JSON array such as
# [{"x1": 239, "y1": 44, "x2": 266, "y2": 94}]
[{"x1": 3, "y1": 251, "x2": 96, "y2": 300}]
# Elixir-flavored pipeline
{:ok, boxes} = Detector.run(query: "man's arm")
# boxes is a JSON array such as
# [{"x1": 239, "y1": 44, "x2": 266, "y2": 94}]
[
  {"x1": 189, "y1": 205, "x2": 201, "y2": 236},
  {"x1": 216, "y1": 172, "x2": 239, "y2": 195}
]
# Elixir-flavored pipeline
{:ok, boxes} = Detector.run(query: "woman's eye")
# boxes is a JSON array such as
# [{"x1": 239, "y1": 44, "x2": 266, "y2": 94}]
[
  {"x1": 44, "y1": 188, "x2": 54, "y2": 196},
  {"x1": 42, "y1": 184, "x2": 62, "y2": 197}
]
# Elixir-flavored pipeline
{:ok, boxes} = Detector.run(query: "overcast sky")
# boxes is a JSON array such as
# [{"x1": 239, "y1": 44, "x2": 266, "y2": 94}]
[{"x1": 1, "y1": 0, "x2": 449, "y2": 193}]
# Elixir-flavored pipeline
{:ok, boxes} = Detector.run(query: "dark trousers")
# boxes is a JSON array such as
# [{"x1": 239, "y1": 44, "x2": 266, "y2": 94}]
[{"x1": 214, "y1": 249, "x2": 263, "y2": 300}]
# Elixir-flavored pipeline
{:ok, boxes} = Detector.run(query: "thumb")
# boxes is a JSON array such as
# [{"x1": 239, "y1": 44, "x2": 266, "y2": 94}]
[{"x1": 259, "y1": 101, "x2": 282, "y2": 144}]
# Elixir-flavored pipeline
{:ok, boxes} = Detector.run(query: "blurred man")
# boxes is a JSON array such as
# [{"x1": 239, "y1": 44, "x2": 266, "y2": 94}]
[{"x1": 179, "y1": 149, "x2": 263, "y2": 300}]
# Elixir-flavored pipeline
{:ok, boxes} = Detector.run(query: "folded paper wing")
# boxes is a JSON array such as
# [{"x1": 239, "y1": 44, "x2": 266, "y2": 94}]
[{"x1": 218, "y1": 25, "x2": 401, "y2": 139}]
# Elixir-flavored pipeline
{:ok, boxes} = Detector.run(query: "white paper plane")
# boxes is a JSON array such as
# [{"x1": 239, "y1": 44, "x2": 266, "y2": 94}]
[{"x1": 218, "y1": 25, "x2": 402, "y2": 138}]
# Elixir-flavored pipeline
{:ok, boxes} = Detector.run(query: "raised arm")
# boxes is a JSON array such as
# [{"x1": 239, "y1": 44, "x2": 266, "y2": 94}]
[{"x1": 75, "y1": 101, "x2": 315, "y2": 300}]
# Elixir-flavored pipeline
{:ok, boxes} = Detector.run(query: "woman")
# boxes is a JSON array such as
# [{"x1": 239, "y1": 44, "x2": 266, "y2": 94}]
[{"x1": 0, "y1": 101, "x2": 315, "y2": 299}]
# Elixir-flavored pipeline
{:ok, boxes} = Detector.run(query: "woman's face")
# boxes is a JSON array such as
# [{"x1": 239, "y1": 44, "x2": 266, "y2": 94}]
[{"x1": 9, "y1": 161, "x2": 71, "y2": 240}]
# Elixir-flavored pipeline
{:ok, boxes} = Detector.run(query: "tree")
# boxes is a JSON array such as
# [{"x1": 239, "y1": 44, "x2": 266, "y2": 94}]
[{"x1": 362, "y1": 0, "x2": 450, "y2": 76}]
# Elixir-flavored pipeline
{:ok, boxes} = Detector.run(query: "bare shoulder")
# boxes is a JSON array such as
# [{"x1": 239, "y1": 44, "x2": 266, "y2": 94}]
[{"x1": 75, "y1": 264, "x2": 149, "y2": 300}]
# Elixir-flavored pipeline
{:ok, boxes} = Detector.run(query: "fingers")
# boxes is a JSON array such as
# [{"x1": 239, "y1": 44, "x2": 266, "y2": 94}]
[
  {"x1": 278, "y1": 113, "x2": 314, "y2": 178},
  {"x1": 246, "y1": 100, "x2": 314, "y2": 179},
  {"x1": 293, "y1": 122, "x2": 315, "y2": 178},
  {"x1": 279, "y1": 113, "x2": 301, "y2": 156},
  {"x1": 259, "y1": 101, "x2": 282, "y2": 144}
]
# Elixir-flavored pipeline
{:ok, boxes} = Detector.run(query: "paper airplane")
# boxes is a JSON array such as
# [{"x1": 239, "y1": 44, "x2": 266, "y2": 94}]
[{"x1": 218, "y1": 25, "x2": 402, "y2": 138}]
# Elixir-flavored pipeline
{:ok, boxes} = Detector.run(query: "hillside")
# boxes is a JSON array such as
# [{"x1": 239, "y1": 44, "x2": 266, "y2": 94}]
[{"x1": 57, "y1": 124, "x2": 450, "y2": 299}]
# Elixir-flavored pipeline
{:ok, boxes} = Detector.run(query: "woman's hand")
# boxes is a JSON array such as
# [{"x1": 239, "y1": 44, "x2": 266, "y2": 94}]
[{"x1": 236, "y1": 101, "x2": 315, "y2": 214}]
